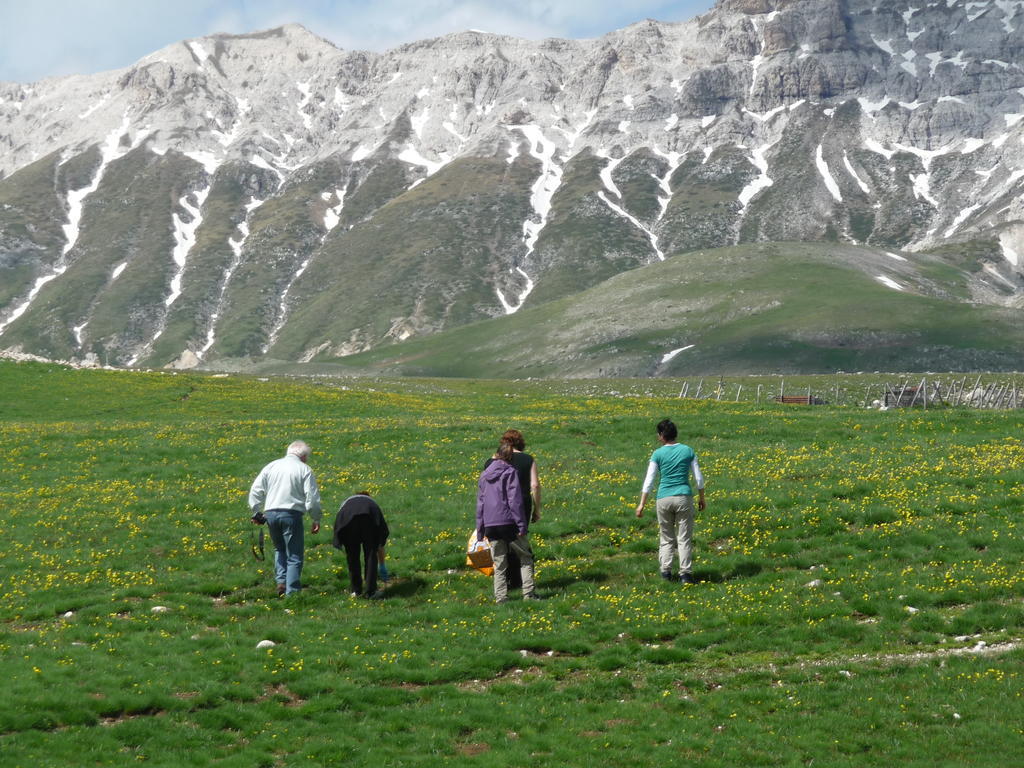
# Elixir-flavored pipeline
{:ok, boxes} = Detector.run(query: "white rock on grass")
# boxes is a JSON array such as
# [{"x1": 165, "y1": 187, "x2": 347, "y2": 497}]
[
  {"x1": 151, "y1": 605, "x2": 170, "y2": 613},
  {"x1": 805, "y1": 579, "x2": 823, "y2": 588},
  {"x1": 256, "y1": 639, "x2": 276, "y2": 649}
]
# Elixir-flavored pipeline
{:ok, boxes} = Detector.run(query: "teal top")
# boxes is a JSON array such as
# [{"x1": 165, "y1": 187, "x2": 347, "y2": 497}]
[{"x1": 650, "y1": 443, "x2": 697, "y2": 499}]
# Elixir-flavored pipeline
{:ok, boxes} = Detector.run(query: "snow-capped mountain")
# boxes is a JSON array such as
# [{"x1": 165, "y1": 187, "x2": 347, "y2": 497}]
[{"x1": 1, "y1": 0, "x2": 1022, "y2": 370}]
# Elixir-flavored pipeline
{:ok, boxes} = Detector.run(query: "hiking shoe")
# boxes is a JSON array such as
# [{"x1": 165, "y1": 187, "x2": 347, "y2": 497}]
[
  {"x1": 277, "y1": 584, "x2": 286, "y2": 596},
  {"x1": 365, "y1": 591, "x2": 384, "y2": 600},
  {"x1": 660, "y1": 570, "x2": 672, "y2": 581},
  {"x1": 680, "y1": 573, "x2": 695, "y2": 585},
  {"x1": 495, "y1": 597, "x2": 508, "y2": 604},
  {"x1": 523, "y1": 593, "x2": 543, "y2": 601}
]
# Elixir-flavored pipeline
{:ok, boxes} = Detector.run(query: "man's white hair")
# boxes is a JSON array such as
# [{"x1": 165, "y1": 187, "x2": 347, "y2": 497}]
[{"x1": 287, "y1": 440, "x2": 311, "y2": 460}]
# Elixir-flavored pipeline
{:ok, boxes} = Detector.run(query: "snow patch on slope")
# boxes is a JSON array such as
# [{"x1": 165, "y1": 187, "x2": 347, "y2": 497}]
[
  {"x1": 165, "y1": 186, "x2": 212, "y2": 308},
  {"x1": 652, "y1": 148, "x2": 685, "y2": 221},
  {"x1": 598, "y1": 191, "x2": 665, "y2": 262},
  {"x1": 1000, "y1": 230, "x2": 1021, "y2": 267},
  {"x1": 498, "y1": 123, "x2": 564, "y2": 313},
  {"x1": 843, "y1": 152, "x2": 871, "y2": 194},
  {"x1": 597, "y1": 149, "x2": 624, "y2": 198},
  {"x1": 399, "y1": 144, "x2": 451, "y2": 178},
  {"x1": 875, "y1": 275, "x2": 904, "y2": 291},
  {"x1": 738, "y1": 142, "x2": 775, "y2": 209},
  {"x1": 661, "y1": 345, "x2": 694, "y2": 364},
  {"x1": 322, "y1": 188, "x2": 346, "y2": 232},
  {"x1": 0, "y1": 115, "x2": 144, "y2": 337},
  {"x1": 944, "y1": 204, "x2": 981, "y2": 237},
  {"x1": 815, "y1": 144, "x2": 843, "y2": 202},
  {"x1": 200, "y1": 197, "x2": 265, "y2": 357},
  {"x1": 264, "y1": 254, "x2": 313, "y2": 354}
]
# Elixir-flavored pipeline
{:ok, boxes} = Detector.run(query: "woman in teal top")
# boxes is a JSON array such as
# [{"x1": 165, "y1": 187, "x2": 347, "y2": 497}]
[{"x1": 635, "y1": 419, "x2": 706, "y2": 584}]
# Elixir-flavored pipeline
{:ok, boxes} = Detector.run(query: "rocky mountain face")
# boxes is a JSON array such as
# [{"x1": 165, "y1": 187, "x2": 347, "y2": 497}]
[{"x1": 0, "y1": 0, "x2": 1022, "y2": 371}]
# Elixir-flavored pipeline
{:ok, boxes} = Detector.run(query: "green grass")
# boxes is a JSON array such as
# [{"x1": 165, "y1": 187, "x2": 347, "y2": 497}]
[
  {"x1": 314, "y1": 241, "x2": 1024, "y2": 377},
  {"x1": 2, "y1": 361, "x2": 1024, "y2": 766}
]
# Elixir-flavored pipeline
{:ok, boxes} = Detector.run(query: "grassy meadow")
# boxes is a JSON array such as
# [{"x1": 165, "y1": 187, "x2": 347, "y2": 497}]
[{"x1": 2, "y1": 361, "x2": 1023, "y2": 766}]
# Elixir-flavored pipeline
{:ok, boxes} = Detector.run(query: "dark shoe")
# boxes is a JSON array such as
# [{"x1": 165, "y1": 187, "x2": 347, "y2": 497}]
[
  {"x1": 523, "y1": 592, "x2": 542, "y2": 601},
  {"x1": 277, "y1": 584, "x2": 286, "y2": 596},
  {"x1": 660, "y1": 570, "x2": 672, "y2": 581},
  {"x1": 680, "y1": 573, "x2": 695, "y2": 585},
  {"x1": 365, "y1": 591, "x2": 384, "y2": 600}
]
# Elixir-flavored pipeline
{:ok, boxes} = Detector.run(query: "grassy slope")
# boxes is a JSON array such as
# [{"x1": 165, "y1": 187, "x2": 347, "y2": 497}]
[
  {"x1": 0, "y1": 151, "x2": 74, "y2": 310},
  {"x1": 318, "y1": 241, "x2": 1024, "y2": 377},
  {"x1": 1, "y1": 148, "x2": 201, "y2": 362},
  {"x1": 612, "y1": 147, "x2": 665, "y2": 224},
  {"x1": 524, "y1": 150, "x2": 655, "y2": 307},
  {"x1": 144, "y1": 161, "x2": 253, "y2": 367},
  {"x1": 207, "y1": 158, "x2": 351, "y2": 359},
  {"x1": 276, "y1": 154, "x2": 537, "y2": 360},
  {"x1": 2, "y1": 361, "x2": 1023, "y2": 766},
  {"x1": 657, "y1": 146, "x2": 749, "y2": 255}
]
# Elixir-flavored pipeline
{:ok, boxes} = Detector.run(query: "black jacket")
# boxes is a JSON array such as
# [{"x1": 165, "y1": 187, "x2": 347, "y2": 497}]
[{"x1": 332, "y1": 495, "x2": 390, "y2": 548}]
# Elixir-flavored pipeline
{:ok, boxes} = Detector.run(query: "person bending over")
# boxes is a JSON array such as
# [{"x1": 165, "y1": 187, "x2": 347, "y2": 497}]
[{"x1": 333, "y1": 491, "x2": 390, "y2": 598}]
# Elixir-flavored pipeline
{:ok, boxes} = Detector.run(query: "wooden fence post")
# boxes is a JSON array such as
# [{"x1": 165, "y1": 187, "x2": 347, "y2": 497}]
[
  {"x1": 970, "y1": 375, "x2": 983, "y2": 406},
  {"x1": 896, "y1": 380, "x2": 909, "y2": 407}
]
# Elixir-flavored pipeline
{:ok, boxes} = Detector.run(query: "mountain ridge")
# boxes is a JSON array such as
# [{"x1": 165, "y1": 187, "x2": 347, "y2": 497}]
[{"x1": 1, "y1": 0, "x2": 1022, "y2": 373}]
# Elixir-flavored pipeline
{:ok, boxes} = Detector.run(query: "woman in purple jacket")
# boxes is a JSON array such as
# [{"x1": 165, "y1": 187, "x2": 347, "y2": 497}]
[{"x1": 476, "y1": 438, "x2": 539, "y2": 603}]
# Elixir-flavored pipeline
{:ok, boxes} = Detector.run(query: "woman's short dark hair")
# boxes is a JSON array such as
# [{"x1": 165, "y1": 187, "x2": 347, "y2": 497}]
[{"x1": 656, "y1": 419, "x2": 677, "y2": 441}]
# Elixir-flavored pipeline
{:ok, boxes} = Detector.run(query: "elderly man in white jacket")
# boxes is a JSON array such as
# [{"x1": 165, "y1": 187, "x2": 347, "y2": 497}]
[{"x1": 249, "y1": 440, "x2": 322, "y2": 595}]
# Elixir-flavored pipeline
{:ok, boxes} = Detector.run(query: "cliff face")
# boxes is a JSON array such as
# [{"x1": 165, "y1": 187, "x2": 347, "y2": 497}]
[{"x1": 0, "y1": 1, "x2": 1022, "y2": 369}]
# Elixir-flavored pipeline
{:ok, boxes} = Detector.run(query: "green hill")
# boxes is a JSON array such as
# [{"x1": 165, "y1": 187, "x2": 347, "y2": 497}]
[{"x1": 298, "y1": 242, "x2": 1024, "y2": 377}]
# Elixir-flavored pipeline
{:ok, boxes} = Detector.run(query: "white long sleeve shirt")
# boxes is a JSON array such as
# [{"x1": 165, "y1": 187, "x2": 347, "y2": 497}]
[{"x1": 248, "y1": 454, "x2": 322, "y2": 523}]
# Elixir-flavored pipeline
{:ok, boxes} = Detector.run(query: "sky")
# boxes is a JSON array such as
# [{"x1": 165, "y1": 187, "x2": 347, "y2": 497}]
[{"x1": 0, "y1": 0, "x2": 715, "y2": 84}]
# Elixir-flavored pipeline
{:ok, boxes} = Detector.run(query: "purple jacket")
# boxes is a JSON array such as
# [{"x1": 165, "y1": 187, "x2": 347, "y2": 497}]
[{"x1": 476, "y1": 459, "x2": 527, "y2": 536}]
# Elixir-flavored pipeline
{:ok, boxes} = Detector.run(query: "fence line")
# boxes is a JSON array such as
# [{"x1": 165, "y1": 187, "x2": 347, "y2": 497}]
[{"x1": 673, "y1": 376, "x2": 1023, "y2": 409}]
